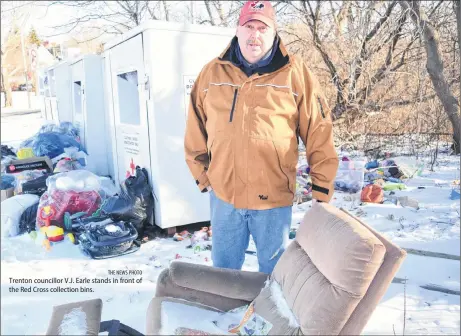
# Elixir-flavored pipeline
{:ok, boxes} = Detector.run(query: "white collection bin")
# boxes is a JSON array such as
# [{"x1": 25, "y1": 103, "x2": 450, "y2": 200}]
[
  {"x1": 103, "y1": 20, "x2": 234, "y2": 228},
  {"x1": 70, "y1": 55, "x2": 109, "y2": 176},
  {"x1": 53, "y1": 61, "x2": 73, "y2": 124},
  {"x1": 42, "y1": 62, "x2": 73, "y2": 124},
  {"x1": 43, "y1": 65, "x2": 57, "y2": 122},
  {"x1": 36, "y1": 68, "x2": 47, "y2": 120}
]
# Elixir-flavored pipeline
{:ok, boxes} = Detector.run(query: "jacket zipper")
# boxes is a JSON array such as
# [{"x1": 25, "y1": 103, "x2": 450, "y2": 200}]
[
  {"x1": 317, "y1": 97, "x2": 326, "y2": 119},
  {"x1": 229, "y1": 88, "x2": 238, "y2": 122}
]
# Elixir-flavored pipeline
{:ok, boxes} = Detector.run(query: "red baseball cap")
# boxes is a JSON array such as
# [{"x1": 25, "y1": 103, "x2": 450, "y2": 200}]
[{"x1": 239, "y1": 1, "x2": 276, "y2": 28}]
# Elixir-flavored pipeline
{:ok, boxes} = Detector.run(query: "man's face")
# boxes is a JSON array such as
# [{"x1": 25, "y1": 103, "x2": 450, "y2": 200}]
[{"x1": 236, "y1": 20, "x2": 275, "y2": 64}]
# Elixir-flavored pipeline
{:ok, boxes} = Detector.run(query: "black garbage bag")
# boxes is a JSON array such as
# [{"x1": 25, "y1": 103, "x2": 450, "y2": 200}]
[
  {"x1": 1, "y1": 145, "x2": 16, "y2": 159},
  {"x1": 19, "y1": 202, "x2": 39, "y2": 234},
  {"x1": 101, "y1": 166, "x2": 155, "y2": 238}
]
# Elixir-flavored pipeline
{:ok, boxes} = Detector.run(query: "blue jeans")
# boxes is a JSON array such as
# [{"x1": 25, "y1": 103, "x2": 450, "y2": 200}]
[{"x1": 210, "y1": 191, "x2": 292, "y2": 274}]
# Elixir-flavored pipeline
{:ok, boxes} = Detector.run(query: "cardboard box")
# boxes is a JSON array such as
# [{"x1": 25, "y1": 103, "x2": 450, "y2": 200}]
[
  {"x1": 1, "y1": 188, "x2": 14, "y2": 202},
  {"x1": 5, "y1": 156, "x2": 53, "y2": 174}
]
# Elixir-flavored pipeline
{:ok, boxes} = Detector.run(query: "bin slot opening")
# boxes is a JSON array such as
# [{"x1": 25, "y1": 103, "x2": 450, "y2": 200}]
[
  {"x1": 73, "y1": 81, "x2": 83, "y2": 115},
  {"x1": 117, "y1": 71, "x2": 140, "y2": 126}
]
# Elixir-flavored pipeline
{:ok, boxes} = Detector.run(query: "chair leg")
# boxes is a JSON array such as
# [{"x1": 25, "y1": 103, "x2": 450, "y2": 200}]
[{"x1": 100, "y1": 320, "x2": 144, "y2": 336}]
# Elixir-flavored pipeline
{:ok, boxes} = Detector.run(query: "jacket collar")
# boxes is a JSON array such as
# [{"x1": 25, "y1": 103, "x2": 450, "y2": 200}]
[{"x1": 218, "y1": 34, "x2": 290, "y2": 76}]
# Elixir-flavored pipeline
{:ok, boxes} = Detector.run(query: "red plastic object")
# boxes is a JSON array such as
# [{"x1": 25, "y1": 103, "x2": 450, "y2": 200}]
[
  {"x1": 36, "y1": 190, "x2": 101, "y2": 228},
  {"x1": 48, "y1": 234, "x2": 64, "y2": 242},
  {"x1": 39, "y1": 206, "x2": 56, "y2": 227}
]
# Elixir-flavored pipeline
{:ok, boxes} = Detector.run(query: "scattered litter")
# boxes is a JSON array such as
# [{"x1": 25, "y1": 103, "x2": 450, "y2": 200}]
[
  {"x1": 173, "y1": 230, "x2": 191, "y2": 242},
  {"x1": 361, "y1": 184, "x2": 384, "y2": 204},
  {"x1": 335, "y1": 160, "x2": 365, "y2": 194},
  {"x1": 450, "y1": 189, "x2": 460, "y2": 200},
  {"x1": 382, "y1": 183, "x2": 406, "y2": 191},
  {"x1": 398, "y1": 196, "x2": 420, "y2": 210}
]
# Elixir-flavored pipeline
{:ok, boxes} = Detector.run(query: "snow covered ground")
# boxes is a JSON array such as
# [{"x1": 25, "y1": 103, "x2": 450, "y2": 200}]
[{"x1": 1, "y1": 113, "x2": 460, "y2": 335}]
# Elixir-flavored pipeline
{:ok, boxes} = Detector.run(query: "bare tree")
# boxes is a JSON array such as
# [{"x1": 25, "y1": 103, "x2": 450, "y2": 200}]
[
  {"x1": 1, "y1": 1, "x2": 34, "y2": 107},
  {"x1": 44, "y1": 1, "x2": 172, "y2": 42},
  {"x1": 283, "y1": 1, "x2": 421, "y2": 120},
  {"x1": 400, "y1": 1, "x2": 461, "y2": 153}
]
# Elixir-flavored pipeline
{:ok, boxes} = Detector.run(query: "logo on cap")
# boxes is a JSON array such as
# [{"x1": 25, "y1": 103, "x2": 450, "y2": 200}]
[{"x1": 250, "y1": 1, "x2": 265, "y2": 11}]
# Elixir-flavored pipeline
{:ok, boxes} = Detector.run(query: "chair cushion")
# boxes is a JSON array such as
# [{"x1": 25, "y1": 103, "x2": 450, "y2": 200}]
[
  {"x1": 46, "y1": 298, "x2": 102, "y2": 336},
  {"x1": 147, "y1": 297, "x2": 240, "y2": 335},
  {"x1": 251, "y1": 202, "x2": 386, "y2": 335}
]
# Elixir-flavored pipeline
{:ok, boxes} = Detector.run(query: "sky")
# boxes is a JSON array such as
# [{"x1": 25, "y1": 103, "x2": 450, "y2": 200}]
[
  {"x1": 1, "y1": 1, "x2": 77, "y2": 43},
  {"x1": 1, "y1": 1, "x2": 227, "y2": 44}
]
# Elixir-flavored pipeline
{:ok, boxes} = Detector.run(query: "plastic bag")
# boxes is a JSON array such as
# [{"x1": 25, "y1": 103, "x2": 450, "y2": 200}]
[
  {"x1": 1, "y1": 175, "x2": 16, "y2": 190},
  {"x1": 1, "y1": 194, "x2": 39, "y2": 238},
  {"x1": 98, "y1": 177, "x2": 118, "y2": 199},
  {"x1": 54, "y1": 147, "x2": 87, "y2": 173},
  {"x1": 36, "y1": 170, "x2": 104, "y2": 229},
  {"x1": 38, "y1": 121, "x2": 80, "y2": 140},
  {"x1": 1, "y1": 145, "x2": 16, "y2": 159},
  {"x1": 32, "y1": 132, "x2": 87, "y2": 160},
  {"x1": 19, "y1": 130, "x2": 87, "y2": 161},
  {"x1": 334, "y1": 160, "x2": 365, "y2": 194},
  {"x1": 19, "y1": 202, "x2": 39, "y2": 234},
  {"x1": 101, "y1": 166, "x2": 155, "y2": 235},
  {"x1": 10, "y1": 170, "x2": 50, "y2": 195}
]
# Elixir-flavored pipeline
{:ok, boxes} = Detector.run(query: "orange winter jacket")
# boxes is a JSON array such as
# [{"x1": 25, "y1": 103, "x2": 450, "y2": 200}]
[{"x1": 184, "y1": 36, "x2": 339, "y2": 210}]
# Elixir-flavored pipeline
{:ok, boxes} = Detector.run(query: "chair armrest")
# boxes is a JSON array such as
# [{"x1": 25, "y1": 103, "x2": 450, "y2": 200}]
[
  {"x1": 155, "y1": 261, "x2": 268, "y2": 311},
  {"x1": 170, "y1": 261, "x2": 268, "y2": 300}
]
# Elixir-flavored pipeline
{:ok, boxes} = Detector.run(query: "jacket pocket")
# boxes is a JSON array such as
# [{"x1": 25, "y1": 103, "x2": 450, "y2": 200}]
[
  {"x1": 272, "y1": 140, "x2": 296, "y2": 196},
  {"x1": 206, "y1": 136, "x2": 234, "y2": 200},
  {"x1": 207, "y1": 137, "x2": 215, "y2": 171},
  {"x1": 229, "y1": 88, "x2": 238, "y2": 122}
]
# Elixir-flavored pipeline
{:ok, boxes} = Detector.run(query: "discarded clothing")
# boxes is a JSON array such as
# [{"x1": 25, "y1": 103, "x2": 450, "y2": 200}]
[
  {"x1": 1, "y1": 175, "x2": 16, "y2": 190},
  {"x1": 365, "y1": 160, "x2": 379, "y2": 170},
  {"x1": 334, "y1": 181, "x2": 361, "y2": 193}
]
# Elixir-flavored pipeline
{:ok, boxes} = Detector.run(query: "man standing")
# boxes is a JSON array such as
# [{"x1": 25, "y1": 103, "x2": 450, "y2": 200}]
[{"x1": 184, "y1": 0, "x2": 339, "y2": 274}]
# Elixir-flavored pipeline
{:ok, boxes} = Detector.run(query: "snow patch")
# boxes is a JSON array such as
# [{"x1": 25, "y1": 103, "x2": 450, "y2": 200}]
[
  {"x1": 58, "y1": 307, "x2": 87, "y2": 335},
  {"x1": 269, "y1": 280, "x2": 299, "y2": 328}
]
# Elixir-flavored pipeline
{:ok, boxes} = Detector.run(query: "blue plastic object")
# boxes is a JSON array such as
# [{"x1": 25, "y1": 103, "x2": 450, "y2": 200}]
[
  {"x1": 365, "y1": 160, "x2": 379, "y2": 170},
  {"x1": 450, "y1": 189, "x2": 460, "y2": 200},
  {"x1": 28, "y1": 132, "x2": 87, "y2": 159}
]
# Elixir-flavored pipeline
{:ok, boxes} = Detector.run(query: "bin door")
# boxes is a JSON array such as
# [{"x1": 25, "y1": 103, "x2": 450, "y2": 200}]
[
  {"x1": 109, "y1": 33, "x2": 151, "y2": 185},
  {"x1": 72, "y1": 60, "x2": 85, "y2": 145}
]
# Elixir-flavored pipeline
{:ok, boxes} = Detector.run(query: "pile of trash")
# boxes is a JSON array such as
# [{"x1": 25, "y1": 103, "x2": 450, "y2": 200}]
[
  {"x1": 1, "y1": 122, "x2": 157, "y2": 260},
  {"x1": 2, "y1": 166, "x2": 156, "y2": 259},
  {"x1": 293, "y1": 152, "x2": 430, "y2": 210},
  {"x1": 294, "y1": 164, "x2": 312, "y2": 204},
  {"x1": 174, "y1": 226, "x2": 212, "y2": 254},
  {"x1": 1, "y1": 121, "x2": 89, "y2": 199}
]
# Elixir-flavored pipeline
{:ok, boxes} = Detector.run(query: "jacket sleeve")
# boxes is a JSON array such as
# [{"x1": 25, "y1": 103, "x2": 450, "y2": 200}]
[
  {"x1": 297, "y1": 63, "x2": 339, "y2": 202},
  {"x1": 184, "y1": 67, "x2": 211, "y2": 193}
]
